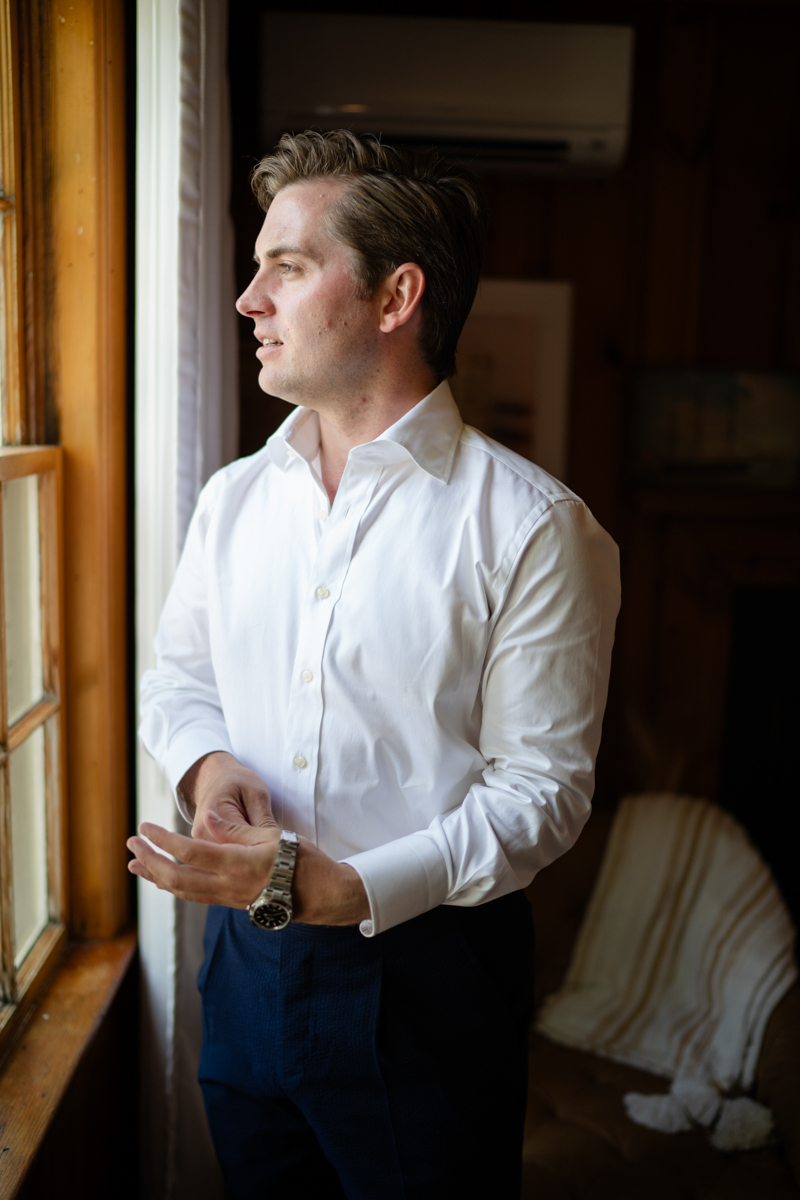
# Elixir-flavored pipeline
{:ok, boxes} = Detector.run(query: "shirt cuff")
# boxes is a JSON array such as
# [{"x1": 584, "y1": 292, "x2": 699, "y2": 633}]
[
  {"x1": 342, "y1": 833, "x2": 450, "y2": 937},
  {"x1": 162, "y1": 726, "x2": 235, "y2": 819}
]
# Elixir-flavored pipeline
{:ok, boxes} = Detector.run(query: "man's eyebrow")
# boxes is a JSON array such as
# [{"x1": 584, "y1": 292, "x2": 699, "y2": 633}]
[{"x1": 251, "y1": 244, "x2": 321, "y2": 264}]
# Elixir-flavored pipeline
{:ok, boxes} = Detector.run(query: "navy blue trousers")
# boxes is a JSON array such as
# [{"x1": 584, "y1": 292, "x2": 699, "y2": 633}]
[{"x1": 198, "y1": 891, "x2": 535, "y2": 1200}]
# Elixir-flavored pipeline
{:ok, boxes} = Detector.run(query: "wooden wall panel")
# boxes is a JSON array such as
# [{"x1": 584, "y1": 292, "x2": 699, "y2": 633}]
[
  {"x1": 231, "y1": 0, "x2": 800, "y2": 813},
  {"x1": 551, "y1": 172, "x2": 646, "y2": 531},
  {"x1": 698, "y1": 7, "x2": 800, "y2": 369},
  {"x1": 641, "y1": 6, "x2": 717, "y2": 364},
  {"x1": 481, "y1": 178, "x2": 551, "y2": 280},
  {"x1": 650, "y1": 517, "x2": 800, "y2": 799}
]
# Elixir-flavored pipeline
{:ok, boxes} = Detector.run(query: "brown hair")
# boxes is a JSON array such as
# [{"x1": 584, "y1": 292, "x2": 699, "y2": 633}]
[{"x1": 251, "y1": 130, "x2": 486, "y2": 381}]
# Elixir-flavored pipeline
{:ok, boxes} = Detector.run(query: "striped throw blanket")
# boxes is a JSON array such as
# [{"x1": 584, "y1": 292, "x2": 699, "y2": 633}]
[{"x1": 535, "y1": 793, "x2": 797, "y2": 1090}]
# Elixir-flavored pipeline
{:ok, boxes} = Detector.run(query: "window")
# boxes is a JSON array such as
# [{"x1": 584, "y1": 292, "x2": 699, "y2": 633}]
[
  {"x1": 0, "y1": 0, "x2": 67, "y2": 1051},
  {"x1": 0, "y1": 453, "x2": 66, "y2": 1021},
  {"x1": 1, "y1": 0, "x2": 133, "y2": 1169},
  {"x1": 0, "y1": 0, "x2": 131, "y2": 1178}
]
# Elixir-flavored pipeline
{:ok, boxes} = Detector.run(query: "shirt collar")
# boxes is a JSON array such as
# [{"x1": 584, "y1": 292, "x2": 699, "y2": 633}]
[{"x1": 266, "y1": 380, "x2": 463, "y2": 484}]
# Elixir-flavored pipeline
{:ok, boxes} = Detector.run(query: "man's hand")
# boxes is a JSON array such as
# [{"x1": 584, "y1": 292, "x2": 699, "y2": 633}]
[
  {"x1": 129, "y1": 752, "x2": 370, "y2": 924},
  {"x1": 178, "y1": 750, "x2": 275, "y2": 840},
  {"x1": 127, "y1": 816, "x2": 281, "y2": 908},
  {"x1": 127, "y1": 819, "x2": 369, "y2": 923}
]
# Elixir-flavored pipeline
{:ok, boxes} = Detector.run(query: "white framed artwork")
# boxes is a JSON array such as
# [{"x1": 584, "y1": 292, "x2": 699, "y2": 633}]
[{"x1": 450, "y1": 279, "x2": 573, "y2": 482}]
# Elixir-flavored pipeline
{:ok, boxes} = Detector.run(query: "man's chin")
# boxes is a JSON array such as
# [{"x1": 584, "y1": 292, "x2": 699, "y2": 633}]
[
  {"x1": 258, "y1": 367, "x2": 292, "y2": 402},
  {"x1": 258, "y1": 371, "x2": 324, "y2": 412}
]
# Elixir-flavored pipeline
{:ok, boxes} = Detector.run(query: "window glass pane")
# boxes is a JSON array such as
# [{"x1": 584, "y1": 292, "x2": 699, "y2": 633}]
[
  {"x1": 3, "y1": 474, "x2": 44, "y2": 722},
  {"x1": 10, "y1": 723, "x2": 48, "y2": 967}
]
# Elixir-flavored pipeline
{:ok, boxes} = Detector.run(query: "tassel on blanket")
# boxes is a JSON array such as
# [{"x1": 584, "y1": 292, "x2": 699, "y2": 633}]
[
  {"x1": 624, "y1": 1078, "x2": 775, "y2": 1151},
  {"x1": 711, "y1": 1097, "x2": 776, "y2": 1152}
]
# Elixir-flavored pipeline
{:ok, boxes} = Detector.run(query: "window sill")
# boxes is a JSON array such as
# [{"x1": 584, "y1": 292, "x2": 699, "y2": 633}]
[{"x1": 0, "y1": 930, "x2": 136, "y2": 1198}]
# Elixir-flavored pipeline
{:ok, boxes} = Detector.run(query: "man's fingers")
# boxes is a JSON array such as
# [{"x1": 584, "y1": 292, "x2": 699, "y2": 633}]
[
  {"x1": 205, "y1": 811, "x2": 277, "y2": 847},
  {"x1": 133, "y1": 829, "x2": 221, "y2": 871},
  {"x1": 241, "y1": 786, "x2": 277, "y2": 830},
  {"x1": 128, "y1": 849, "x2": 257, "y2": 908},
  {"x1": 128, "y1": 859, "x2": 156, "y2": 884},
  {"x1": 193, "y1": 794, "x2": 271, "y2": 840},
  {"x1": 128, "y1": 831, "x2": 195, "y2": 875},
  {"x1": 128, "y1": 820, "x2": 278, "y2": 907},
  {"x1": 128, "y1": 834, "x2": 218, "y2": 894},
  {"x1": 191, "y1": 817, "x2": 210, "y2": 841},
  {"x1": 138, "y1": 822, "x2": 273, "y2": 870},
  {"x1": 137, "y1": 822, "x2": 196, "y2": 859},
  {"x1": 132, "y1": 823, "x2": 251, "y2": 871},
  {"x1": 192, "y1": 801, "x2": 247, "y2": 842}
]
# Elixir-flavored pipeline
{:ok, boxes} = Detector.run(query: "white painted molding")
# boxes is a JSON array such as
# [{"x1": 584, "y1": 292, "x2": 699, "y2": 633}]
[
  {"x1": 135, "y1": 1, "x2": 181, "y2": 1192},
  {"x1": 136, "y1": 0, "x2": 236, "y2": 1194}
]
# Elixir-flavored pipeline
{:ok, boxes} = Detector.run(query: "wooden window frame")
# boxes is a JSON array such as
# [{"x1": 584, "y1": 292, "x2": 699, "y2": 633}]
[
  {"x1": 0, "y1": 0, "x2": 24, "y2": 445},
  {"x1": 0, "y1": 0, "x2": 132, "y2": 1191},
  {"x1": 0, "y1": 447, "x2": 68, "y2": 1053}
]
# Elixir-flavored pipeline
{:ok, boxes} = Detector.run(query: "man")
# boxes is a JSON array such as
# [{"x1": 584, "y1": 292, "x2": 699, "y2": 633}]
[{"x1": 131, "y1": 130, "x2": 620, "y2": 1199}]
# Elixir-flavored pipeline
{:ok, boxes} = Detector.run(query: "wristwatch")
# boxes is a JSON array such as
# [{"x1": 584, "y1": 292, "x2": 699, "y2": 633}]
[{"x1": 247, "y1": 830, "x2": 299, "y2": 930}]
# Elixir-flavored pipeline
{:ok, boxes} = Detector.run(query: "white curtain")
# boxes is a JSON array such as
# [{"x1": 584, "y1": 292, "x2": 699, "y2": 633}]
[{"x1": 135, "y1": 0, "x2": 238, "y2": 1195}]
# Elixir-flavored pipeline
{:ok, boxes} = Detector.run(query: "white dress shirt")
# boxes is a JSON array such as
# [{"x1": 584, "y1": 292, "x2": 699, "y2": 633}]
[{"x1": 139, "y1": 381, "x2": 620, "y2": 936}]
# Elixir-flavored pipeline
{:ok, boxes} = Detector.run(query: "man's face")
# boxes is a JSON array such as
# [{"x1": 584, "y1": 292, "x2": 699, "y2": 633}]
[{"x1": 236, "y1": 180, "x2": 381, "y2": 409}]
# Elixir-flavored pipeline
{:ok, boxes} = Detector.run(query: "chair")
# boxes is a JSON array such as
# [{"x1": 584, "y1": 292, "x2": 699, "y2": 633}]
[{"x1": 522, "y1": 801, "x2": 800, "y2": 1199}]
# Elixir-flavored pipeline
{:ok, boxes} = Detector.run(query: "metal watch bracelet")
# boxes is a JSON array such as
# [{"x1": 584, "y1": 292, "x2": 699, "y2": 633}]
[{"x1": 247, "y1": 830, "x2": 299, "y2": 930}]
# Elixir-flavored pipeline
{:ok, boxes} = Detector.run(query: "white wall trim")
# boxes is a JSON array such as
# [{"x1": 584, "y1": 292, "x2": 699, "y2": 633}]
[{"x1": 135, "y1": 0, "x2": 236, "y2": 1194}]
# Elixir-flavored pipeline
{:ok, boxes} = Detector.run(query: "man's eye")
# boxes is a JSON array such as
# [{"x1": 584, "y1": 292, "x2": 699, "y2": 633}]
[{"x1": 280, "y1": 262, "x2": 298, "y2": 275}]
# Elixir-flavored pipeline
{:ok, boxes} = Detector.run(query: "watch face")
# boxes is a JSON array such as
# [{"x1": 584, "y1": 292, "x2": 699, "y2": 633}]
[{"x1": 250, "y1": 900, "x2": 291, "y2": 931}]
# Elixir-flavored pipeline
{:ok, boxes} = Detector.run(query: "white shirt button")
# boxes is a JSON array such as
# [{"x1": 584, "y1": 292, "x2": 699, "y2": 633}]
[
  {"x1": 293, "y1": 754, "x2": 307, "y2": 770},
  {"x1": 315, "y1": 586, "x2": 330, "y2": 599},
  {"x1": 301, "y1": 669, "x2": 313, "y2": 683},
  {"x1": 317, "y1": 510, "x2": 328, "y2": 522}
]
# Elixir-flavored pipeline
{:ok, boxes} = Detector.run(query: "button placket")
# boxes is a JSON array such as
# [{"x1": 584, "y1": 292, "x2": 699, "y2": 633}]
[{"x1": 280, "y1": 465, "x2": 383, "y2": 842}]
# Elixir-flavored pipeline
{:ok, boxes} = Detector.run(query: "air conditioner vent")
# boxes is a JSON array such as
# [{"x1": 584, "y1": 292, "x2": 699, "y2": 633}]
[{"x1": 261, "y1": 15, "x2": 634, "y2": 177}]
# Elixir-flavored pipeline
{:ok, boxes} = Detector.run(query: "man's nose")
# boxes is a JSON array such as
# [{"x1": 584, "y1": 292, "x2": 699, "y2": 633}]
[{"x1": 235, "y1": 280, "x2": 275, "y2": 318}]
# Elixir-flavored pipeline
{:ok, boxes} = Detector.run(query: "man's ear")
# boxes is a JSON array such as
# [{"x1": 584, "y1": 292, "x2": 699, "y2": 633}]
[{"x1": 379, "y1": 263, "x2": 426, "y2": 334}]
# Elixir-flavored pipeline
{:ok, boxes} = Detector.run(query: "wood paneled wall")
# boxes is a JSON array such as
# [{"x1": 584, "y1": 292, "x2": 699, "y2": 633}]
[
  {"x1": 230, "y1": 1, "x2": 800, "y2": 813},
  {"x1": 473, "y1": 3, "x2": 800, "y2": 808}
]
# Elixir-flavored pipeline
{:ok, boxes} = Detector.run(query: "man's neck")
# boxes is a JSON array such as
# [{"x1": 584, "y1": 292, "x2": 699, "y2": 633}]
[{"x1": 317, "y1": 372, "x2": 437, "y2": 504}]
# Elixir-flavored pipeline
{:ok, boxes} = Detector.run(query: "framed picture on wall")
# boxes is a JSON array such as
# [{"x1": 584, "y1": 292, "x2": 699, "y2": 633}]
[
  {"x1": 632, "y1": 368, "x2": 800, "y2": 490},
  {"x1": 450, "y1": 280, "x2": 573, "y2": 482}
]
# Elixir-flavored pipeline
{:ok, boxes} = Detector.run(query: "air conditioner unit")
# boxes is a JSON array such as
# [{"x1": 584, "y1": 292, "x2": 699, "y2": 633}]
[{"x1": 261, "y1": 15, "x2": 634, "y2": 176}]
